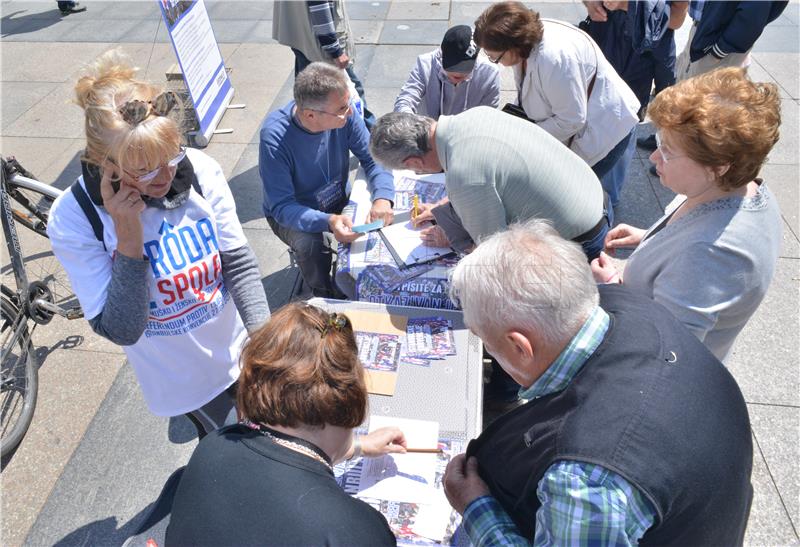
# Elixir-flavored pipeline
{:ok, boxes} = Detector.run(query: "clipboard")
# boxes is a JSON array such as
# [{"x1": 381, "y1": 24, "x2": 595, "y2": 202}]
[{"x1": 377, "y1": 218, "x2": 455, "y2": 270}]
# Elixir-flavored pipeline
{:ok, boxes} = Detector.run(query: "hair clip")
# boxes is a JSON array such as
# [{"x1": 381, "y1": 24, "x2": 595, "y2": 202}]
[{"x1": 320, "y1": 313, "x2": 348, "y2": 337}]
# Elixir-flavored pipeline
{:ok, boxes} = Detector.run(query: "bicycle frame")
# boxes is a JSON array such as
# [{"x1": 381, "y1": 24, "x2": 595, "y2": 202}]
[{"x1": 1, "y1": 166, "x2": 82, "y2": 321}]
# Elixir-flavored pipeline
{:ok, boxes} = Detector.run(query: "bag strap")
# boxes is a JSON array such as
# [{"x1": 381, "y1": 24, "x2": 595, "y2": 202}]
[
  {"x1": 191, "y1": 177, "x2": 203, "y2": 197},
  {"x1": 70, "y1": 180, "x2": 107, "y2": 251}
]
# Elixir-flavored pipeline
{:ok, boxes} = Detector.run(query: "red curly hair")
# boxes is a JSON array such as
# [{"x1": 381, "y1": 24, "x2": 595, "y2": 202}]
[{"x1": 647, "y1": 67, "x2": 781, "y2": 191}]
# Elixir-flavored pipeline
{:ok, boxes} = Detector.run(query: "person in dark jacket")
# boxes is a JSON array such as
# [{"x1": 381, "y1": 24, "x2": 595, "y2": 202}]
[
  {"x1": 583, "y1": 0, "x2": 688, "y2": 117},
  {"x1": 442, "y1": 220, "x2": 753, "y2": 546},
  {"x1": 677, "y1": 0, "x2": 788, "y2": 81},
  {"x1": 167, "y1": 303, "x2": 407, "y2": 546}
]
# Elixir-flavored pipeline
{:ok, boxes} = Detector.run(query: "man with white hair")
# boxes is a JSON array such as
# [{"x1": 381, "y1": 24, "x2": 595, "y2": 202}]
[{"x1": 442, "y1": 220, "x2": 754, "y2": 545}]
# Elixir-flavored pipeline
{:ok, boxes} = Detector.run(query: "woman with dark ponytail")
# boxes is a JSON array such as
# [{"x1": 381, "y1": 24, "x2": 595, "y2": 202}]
[{"x1": 167, "y1": 302, "x2": 406, "y2": 546}]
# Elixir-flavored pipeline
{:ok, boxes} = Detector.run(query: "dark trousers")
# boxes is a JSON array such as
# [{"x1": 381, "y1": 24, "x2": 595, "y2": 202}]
[
  {"x1": 291, "y1": 48, "x2": 376, "y2": 130},
  {"x1": 267, "y1": 216, "x2": 338, "y2": 298},
  {"x1": 57, "y1": 1, "x2": 76, "y2": 9}
]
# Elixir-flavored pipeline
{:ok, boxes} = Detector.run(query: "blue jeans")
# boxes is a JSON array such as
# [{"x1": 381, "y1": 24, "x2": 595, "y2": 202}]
[
  {"x1": 291, "y1": 48, "x2": 376, "y2": 130},
  {"x1": 592, "y1": 128, "x2": 636, "y2": 208}
]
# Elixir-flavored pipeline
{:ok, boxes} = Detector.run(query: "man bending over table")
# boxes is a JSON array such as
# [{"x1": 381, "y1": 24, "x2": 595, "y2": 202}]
[{"x1": 260, "y1": 62, "x2": 394, "y2": 298}]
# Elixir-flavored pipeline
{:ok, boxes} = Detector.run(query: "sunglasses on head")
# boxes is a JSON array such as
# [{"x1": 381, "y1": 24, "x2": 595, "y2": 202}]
[{"x1": 118, "y1": 91, "x2": 179, "y2": 126}]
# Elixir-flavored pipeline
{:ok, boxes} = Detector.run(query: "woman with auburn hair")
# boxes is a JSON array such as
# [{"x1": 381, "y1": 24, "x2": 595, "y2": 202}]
[
  {"x1": 473, "y1": 1, "x2": 640, "y2": 208},
  {"x1": 166, "y1": 303, "x2": 406, "y2": 546},
  {"x1": 591, "y1": 68, "x2": 783, "y2": 362},
  {"x1": 47, "y1": 49, "x2": 269, "y2": 437}
]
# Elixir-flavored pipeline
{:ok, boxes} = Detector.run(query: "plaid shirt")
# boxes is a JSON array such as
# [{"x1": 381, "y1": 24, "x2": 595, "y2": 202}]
[{"x1": 463, "y1": 307, "x2": 656, "y2": 546}]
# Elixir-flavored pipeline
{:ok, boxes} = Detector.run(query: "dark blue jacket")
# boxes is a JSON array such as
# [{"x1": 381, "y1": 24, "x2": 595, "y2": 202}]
[{"x1": 690, "y1": 1, "x2": 788, "y2": 62}]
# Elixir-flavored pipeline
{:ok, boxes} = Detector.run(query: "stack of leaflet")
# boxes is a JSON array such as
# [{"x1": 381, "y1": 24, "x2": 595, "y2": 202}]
[
  {"x1": 334, "y1": 417, "x2": 464, "y2": 545},
  {"x1": 402, "y1": 317, "x2": 457, "y2": 367}
]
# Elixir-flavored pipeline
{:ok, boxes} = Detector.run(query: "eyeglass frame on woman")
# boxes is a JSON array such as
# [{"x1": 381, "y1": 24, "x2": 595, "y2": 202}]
[
  {"x1": 118, "y1": 90, "x2": 179, "y2": 127},
  {"x1": 655, "y1": 132, "x2": 688, "y2": 164},
  {"x1": 108, "y1": 147, "x2": 186, "y2": 184},
  {"x1": 487, "y1": 50, "x2": 507, "y2": 64}
]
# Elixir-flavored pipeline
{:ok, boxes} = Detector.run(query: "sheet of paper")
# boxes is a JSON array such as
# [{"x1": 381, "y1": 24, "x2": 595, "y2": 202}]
[{"x1": 380, "y1": 220, "x2": 452, "y2": 266}]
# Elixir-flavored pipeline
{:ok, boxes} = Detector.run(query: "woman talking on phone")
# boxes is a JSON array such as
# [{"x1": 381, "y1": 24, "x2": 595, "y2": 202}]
[{"x1": 47, "y1": 50, "x2": 269, "y2": 437}]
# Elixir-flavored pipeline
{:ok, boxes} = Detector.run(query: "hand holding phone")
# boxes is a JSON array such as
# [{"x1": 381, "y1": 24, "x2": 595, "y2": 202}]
[{"x1": 100, "y1": 161, "x2": 146, "y2": 258}]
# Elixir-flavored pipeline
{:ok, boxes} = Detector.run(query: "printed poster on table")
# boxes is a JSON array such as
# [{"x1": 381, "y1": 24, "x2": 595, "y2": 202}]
[
  {"x1": 157, "y1": 0, "x2": 234, "y2": 145},
  {"x1": 346, "y1": 309, "x2": 408, "y2": 396}
]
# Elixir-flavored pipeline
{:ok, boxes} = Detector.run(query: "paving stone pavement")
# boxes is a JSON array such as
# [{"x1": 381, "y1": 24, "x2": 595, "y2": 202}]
[{"x1": 0, "y1": 1, "x2": 798, "y2": 545}]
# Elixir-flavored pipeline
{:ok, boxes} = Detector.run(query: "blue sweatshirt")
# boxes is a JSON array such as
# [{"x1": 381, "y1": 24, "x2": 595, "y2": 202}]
[{"x1": 259, "y1": 101, "x2": 394, "y2": 233}]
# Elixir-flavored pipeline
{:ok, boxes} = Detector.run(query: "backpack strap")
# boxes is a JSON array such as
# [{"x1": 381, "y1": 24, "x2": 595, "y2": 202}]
[
  {"x1": 191, "y1": 177, "x2": 203, "y2": 197},
  {"x1": 70, "y1": 180, "x2": 107, "y2": 251}
]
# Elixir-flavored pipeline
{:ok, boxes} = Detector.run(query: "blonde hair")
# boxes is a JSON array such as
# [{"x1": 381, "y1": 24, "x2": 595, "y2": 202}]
[
  {"x1": 647, "y1": 67, "x2": 781, "y2": 191},
  {"x1": 74, "y1": 49, "x2": 183, "y2": 177}
]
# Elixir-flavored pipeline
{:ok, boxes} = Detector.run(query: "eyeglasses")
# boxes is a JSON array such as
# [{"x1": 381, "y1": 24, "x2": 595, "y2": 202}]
[
  {"x1": 111, "y1": 147, "x2": 186, "y2": 184},
  {"x1": 309, "y1": 102, "x2": 352, "y2": 120},
  {"x1": 487, "y1": 50, "x2": 507, "y2": 64},
  {"x1": 655, "y1": 132, "x2": 687, "y2": 164},
  {"x1": 118, "y1": 91, "x2": 179, "y2": 126}
]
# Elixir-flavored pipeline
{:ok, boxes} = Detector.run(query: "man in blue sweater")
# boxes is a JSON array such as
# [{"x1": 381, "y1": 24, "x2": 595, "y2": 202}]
[{"x1": 259, "y1": 62, "x2": 394, "y2": 298}]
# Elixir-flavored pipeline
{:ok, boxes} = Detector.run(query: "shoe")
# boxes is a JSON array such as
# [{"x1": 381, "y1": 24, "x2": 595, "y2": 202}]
[
  {"x1": 637, "y1": 134, "x2": 657, "y2": 151},
  {"x1": 60, "y1": 2, "x2": 86, "y2": 14}
]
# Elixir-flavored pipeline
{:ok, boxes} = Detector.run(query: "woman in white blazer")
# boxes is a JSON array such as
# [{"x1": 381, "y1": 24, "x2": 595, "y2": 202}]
[{"x1": 474, "y1": 1, "x2": 640, "y2": 207}]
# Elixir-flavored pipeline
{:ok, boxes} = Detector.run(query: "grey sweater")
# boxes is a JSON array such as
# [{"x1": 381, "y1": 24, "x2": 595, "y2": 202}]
[
  {"x1": 435, "y1": 106, "x2": 604, "y2": 243},
  {"x1": 623, "y1": 183, "x2": 782, "y2": 362}
]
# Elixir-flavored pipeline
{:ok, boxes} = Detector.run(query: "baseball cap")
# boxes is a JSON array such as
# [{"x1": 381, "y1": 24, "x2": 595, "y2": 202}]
[{"x1": 441, "y1": 25, "x2": 478, "y2": 73}]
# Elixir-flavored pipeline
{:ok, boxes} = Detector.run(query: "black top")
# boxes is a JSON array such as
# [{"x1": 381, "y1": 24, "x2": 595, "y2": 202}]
[
  {"x1": 468, "y1": 285, "x2": 753, "y2": 546},
  {"x1": 166, "y1": 424, "x2": 396, "y2": 547}
]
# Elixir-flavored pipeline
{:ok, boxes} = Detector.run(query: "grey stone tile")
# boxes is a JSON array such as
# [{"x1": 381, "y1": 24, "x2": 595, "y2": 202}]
[
  {"x1": 206, "y1": 0, "x2": 273, "y2": 20},
  {"x1": 351, "y1": 19, "x2": 383, "y2": 44},
  {"x1": 118, "y1": 19, "x2": 161, "y2": 43},
  {"x1": 387, "y1": 0, "x2": 450, "y2": 20},
  {"x1": 0, "y1": 136, "x2": 77, "y2": 179},
  {"x1": 0, "y1": 9, "x2": 62, "y2": 38},
  {"x1": 364, "y1": 44, "x2": 437, "y2": 86},
  {"x1": 59, "y1": 18, "x2": 141, "y2": 43},
  {"x1": 201, "y1": 83, "x2": 283, "y2": 145},
  {"x1": 354, "y1": 42, "x2": 378, "y2": 80},
  {"x1": 779, "y1": 219, "x2": 800, "y2": 259},
  {"x1": 613, "y1": 156, "x2": 668, "y2": 230},
  {"x1": 362, "y1": 86, "x2": 402, "y2": 118},
  {"x1": 769, "y1": 99, "x2": 799, "y2": 165},
  {"x1": 347, "y1": 0, "x2": 390, "y2": 21},
  {"x1": 752, "y1": 23, "x2": 800, "y2": 54},
  {"x1": 223, "y1": 43, "x2": 294, "y2": 86},
  {"x1": 380, "y1": 19, "x2": 449, "y2": 45},
  {"x1": 244, "y1": 19, "x2": 277, "y2": 43},
  {"x1": 1, "y1": 1, "x2": 65, "y2": 19},
  {"x1": 79, "y1": 1, "x2": 161, "y2": 20},
  {"x1": 1, "y1": 41, "x2": 110, "y2": 82},
  {"x1": 752, "y1": 52, "x2": 800, "y2": 100},
  {"x1": 726, "y1": 258, "x2": 800, "y2": 407},
  {"x1": 209, "y1": 18, "x2": 259, "y2": 43},
  {"x1": 745, "y1": 431, "x2": 800, "y2": 546},
  {"x1": 3, "y1": 80, "x2": 84, "y2": 138},
  {"x1": 782, "y1": 2, "x2": 799, "y2": 25},
  {"x1": 201, "y1": 142, "x2": 248, "y2": 179},
  {"x1": 0, "y1": 347, "x2": 124, "y2": 547},
  {"x1": 244, "y1": 226, "x2": 299, "y2": 310},
  {"x1": 35, "y1": 139, "x2": 87, "y2": 192},
  {"x1": 0, "y1": 16, "x2": 78, "y2": 41},
  {"x1": 449, "y1": 2, "x2": 494, "y2": 26},
  {"x1": 529, "y1": 1, "x2": 584, "y2": 22},
  {"x1": 748, "y1": 55, "x2": 791, "y2": 99},
  {"x1": 749, "y1": 404, "x2": 800, "y2": 532},
  {"x1": 1, "y1": 81, "x2": 59, "y2": 130},
  {"x1": 760, "y1": 163, "x2": 800, "y2": 237},
  {"x1": 229, "y1": 142, "x2": 268, "y2": 230}
]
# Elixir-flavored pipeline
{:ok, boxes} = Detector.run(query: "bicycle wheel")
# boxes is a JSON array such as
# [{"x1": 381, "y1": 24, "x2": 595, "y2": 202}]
[
  {"x1": 0, "y1": 297, "x2": 38, "y2": 457},
  {"x1": 5, "y1": 182, "x2": 81, "y2": 322}
]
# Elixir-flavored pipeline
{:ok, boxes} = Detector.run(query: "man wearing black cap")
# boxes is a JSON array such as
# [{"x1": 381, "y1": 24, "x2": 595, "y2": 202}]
[{"x1": 394, "y1": 25, "x2": 500, "y2": 120}]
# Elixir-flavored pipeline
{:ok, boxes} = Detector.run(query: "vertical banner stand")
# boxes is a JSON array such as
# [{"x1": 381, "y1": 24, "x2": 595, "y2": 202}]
[{"x1": 157, "y1": 0, "x2": 244, "y2": 147}]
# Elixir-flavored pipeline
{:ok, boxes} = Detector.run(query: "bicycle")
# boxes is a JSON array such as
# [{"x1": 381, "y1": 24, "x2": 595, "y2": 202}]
[{"x1": 1, "y1": 156, "x2": 83, "y2": 457}]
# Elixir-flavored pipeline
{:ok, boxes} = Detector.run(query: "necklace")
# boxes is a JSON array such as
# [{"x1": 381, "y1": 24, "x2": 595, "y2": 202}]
[{"x1": 244, "y1": 420, "x2": 333, "y2": 472}]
